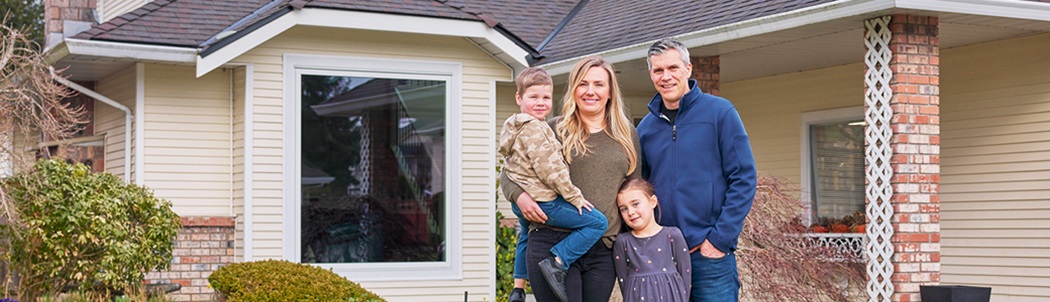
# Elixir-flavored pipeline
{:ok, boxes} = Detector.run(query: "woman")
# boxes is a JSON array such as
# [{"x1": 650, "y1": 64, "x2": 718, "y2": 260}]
[{"x1": 501, "y1": 56, "x2": 640, "y2": 302}]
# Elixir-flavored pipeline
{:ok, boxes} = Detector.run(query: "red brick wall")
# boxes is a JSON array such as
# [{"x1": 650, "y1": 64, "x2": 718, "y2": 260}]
[
  {"x1": 690, "y1": 56, "x2": 720, "y2": 96},
  {"x1": 887, "y1": 14, "x2": 941, "y2": 302},
  {"x1": 146, "y1": 216, "x2": 235, "y2": 302},
  {"x1": 44, "y1": 0, "x2": 97, "y2": 47}
]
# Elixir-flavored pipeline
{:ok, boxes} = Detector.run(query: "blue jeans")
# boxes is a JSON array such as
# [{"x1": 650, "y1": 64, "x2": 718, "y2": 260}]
[
  {"x1": 510, "y1": 196, "x2": 608, "y2": 278},
  {"x1": 689, "y1": 250, "x2": 740, "y2": 302}
]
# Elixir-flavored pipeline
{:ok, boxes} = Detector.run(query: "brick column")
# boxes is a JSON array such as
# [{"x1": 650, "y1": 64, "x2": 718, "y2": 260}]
[
  {"x1": 44, "y1": 0, "x2": 97, "y2": 49},
  {"x1": 690, "y1": 56, "x2": 720, "y2": 96},
  {"x1": 146, "y1": 216, "x2": 235, "y2": 302},
  {"x1": 887, "y1": 14, "x2": 940, "y2": 302}
]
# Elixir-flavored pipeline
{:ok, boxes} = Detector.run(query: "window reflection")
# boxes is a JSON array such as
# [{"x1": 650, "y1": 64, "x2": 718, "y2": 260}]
[{"x1": 300, "y1": 75, "x2": 445, "y2": 263}]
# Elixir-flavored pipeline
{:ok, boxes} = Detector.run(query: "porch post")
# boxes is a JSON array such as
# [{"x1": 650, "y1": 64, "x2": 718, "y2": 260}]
[
  {"x1": 864, "y1": 15, "x2": 942, "y2": 302},
  {"x1": 690, "y1": 56, "x2": 720, "y2": 96}
]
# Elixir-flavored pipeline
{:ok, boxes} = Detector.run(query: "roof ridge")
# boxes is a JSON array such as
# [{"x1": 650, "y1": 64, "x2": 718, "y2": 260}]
[{"x1": 77, "y1": 0, "x2": 177, "y2": 39}]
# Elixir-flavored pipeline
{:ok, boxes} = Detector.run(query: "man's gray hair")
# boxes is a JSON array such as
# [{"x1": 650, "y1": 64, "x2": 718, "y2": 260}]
[{"x1": 647, "y1": 38, "x2": 690, "y2": 69}]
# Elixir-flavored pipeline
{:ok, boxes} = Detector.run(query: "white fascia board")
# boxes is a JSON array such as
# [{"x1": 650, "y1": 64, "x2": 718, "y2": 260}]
[
  {"x1": 540, "y1": 0, "x2": 896, "y2": 75},
  {"x1": 51, "y1": 38, "x2": 197, "y2": 64},
  {"x1": 197, "y1": 8, "x2": 530, "y2": 77},
  {"x1": 896, "y1": 0, "x2": 1050, "y2": 21}
]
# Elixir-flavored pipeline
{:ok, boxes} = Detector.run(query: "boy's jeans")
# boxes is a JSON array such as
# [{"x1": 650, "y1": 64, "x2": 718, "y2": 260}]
[{"x1": 510, "y1": 195, "x2": 608, "y2": 278}]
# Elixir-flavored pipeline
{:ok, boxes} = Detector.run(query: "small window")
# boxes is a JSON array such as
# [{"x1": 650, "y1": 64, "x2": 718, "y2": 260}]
[
  {"x1": 809, "y1": 121, "x2": 864, "y2": 222},
  {"x1": 801, "y1": 108, "x2": 864, "y2": 226}
]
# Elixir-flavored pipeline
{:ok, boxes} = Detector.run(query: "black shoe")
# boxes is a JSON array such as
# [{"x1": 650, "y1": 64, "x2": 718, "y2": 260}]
[
  {"x1": 538, "y1": 257, "x2": 568, "y2": 302},
  {"x1": 509, "y1": 287, "x2": 526, "y2": 302}
]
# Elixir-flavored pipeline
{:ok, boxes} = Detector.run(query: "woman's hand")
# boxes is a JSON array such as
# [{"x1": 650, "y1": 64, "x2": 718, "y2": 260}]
[{"x1": 516, "y1": 193, "x2": 548, "y2": 224}]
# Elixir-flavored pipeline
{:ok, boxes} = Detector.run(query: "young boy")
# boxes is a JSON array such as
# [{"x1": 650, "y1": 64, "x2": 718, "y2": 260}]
[{"x1": 498, "y1": 67, "x2": 608, "y2": 302}]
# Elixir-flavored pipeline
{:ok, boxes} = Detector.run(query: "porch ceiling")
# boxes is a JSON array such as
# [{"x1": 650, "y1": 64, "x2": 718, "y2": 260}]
[{"x1": 595, "y1": 10, "x2": 1050, "y2": 96}]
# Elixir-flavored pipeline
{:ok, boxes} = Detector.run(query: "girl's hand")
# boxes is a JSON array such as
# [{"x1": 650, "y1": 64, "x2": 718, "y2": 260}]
[{"x1": 577, "y1": 200, "x2": 596, "y2": 215}]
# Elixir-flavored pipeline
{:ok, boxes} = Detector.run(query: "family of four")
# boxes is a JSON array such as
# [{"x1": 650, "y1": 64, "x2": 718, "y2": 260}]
[{"x1": 498, "y1": 38, "x2": 757, "y2": 302}]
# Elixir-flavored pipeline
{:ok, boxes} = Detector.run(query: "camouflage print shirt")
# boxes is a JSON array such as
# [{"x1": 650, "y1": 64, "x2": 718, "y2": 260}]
[{"x1": 498, "y1": 113, "x2": 586, "y2": 208}]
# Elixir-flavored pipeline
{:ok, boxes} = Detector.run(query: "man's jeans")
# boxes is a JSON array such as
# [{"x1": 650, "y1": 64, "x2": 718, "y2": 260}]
[
  {"x1": 510, "y1": 195, "x2": 607, "y2": 279},
  {"x1": 689, "y1": 250, "x2": 740, "y2": 302}
]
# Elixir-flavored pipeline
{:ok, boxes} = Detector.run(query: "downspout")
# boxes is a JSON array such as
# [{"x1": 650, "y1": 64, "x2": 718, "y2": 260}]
[{"x1": 50, "y1": 68, "x2": 134, "y2": 183}]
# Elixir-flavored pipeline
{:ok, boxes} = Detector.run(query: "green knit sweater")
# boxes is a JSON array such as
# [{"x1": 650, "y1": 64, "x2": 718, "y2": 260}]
[{"x1": 501, "y1": 118, "x2": 641, "y2": 247}]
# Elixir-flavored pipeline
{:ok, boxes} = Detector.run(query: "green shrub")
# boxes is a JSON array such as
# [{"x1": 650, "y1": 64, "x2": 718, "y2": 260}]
[
  {"x1": 208, "y1": 260, "x2": 385, "y2": 302},
  {"x1": 0, "y1": 160, "x2": 181, "y2": 301}
]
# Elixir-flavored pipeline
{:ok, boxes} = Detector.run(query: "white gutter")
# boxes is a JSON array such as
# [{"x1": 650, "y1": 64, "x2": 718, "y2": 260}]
[
  {"x1": 538, "y1": 0, "x2": 1050, "y2": 75},
  {"x1": 539, "y1": 0, "x2": 893, "y2": 75},
  {"x1": 50, "y1": 68, "x2": 134, "y2": 183},
  {"x1": 897, "y1": 0, "x2": 1050, "y2": 21},
  {"x1": 46, "y1": 38, "x2": 197, "y2": 65}
]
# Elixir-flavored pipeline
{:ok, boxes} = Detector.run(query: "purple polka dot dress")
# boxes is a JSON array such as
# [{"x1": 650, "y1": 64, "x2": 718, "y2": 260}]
[{"x1": 613, "y1": 226, "x2": 692, "y2": 302}]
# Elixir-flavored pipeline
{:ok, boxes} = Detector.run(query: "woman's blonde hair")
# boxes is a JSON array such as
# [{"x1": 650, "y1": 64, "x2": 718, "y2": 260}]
[{"x1": 557, "y1": 56, "x2": 637, "y2": 176}]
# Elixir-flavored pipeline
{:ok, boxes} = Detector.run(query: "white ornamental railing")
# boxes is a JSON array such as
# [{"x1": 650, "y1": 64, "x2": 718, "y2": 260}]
[{"x1": 805, "y1": 233, "x2": 867, "y2": 261}]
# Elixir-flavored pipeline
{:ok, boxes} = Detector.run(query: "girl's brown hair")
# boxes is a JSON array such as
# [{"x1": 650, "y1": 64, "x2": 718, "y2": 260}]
[
  {"x1": 618, "y1": 178, "x2": 661, "y2": 224},
  {"x1": 618, "y1": 178, "x2": 655, "y2": 197}
]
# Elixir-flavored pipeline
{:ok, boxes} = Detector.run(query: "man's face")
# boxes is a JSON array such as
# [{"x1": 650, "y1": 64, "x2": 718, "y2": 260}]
[
  {"x1": 648, "y1": 49, "x2": 692, "y2": 104},
  {"x1": 516, "y1": 84, "x2": 554, "y2": 120}
]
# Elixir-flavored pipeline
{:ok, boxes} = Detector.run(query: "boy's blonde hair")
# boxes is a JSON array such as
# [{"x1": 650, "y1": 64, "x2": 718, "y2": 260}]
[{"x1": 515, "y1": 67, "x2": 553, "y2": 94}]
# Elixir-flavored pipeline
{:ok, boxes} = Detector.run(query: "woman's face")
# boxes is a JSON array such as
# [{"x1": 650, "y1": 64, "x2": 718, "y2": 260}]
[{"x1": 573, "y1": 66, "x2": 611, "y2": 119}]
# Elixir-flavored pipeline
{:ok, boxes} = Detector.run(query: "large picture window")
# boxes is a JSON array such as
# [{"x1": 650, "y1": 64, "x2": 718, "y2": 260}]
[
  {"x1": 285, "y1": 55, "x2": 462, "y2": 281},
  {"x1": 300, "y1": 75, "x2": 446, "y2": 264},
  {"x1": 801, "y1": 108, "x2": 864, "y2": 225}
]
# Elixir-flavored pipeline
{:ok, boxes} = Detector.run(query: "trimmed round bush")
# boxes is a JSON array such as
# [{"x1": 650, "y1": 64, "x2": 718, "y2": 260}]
[{"x1": 208, "y1": 260, "x2": 385, "y2": 302}]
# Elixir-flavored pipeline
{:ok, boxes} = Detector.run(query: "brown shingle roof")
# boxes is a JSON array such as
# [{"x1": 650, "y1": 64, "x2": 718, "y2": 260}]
[
  {"x1": 69, "y1": 0, "x2": 836, "y2": 64},
  {"x1": 534, "y1": 0, "x2": 837, "y2": 64},
  {"x1": 73, "y1": 0, "x2": 270, "y2": 47}
]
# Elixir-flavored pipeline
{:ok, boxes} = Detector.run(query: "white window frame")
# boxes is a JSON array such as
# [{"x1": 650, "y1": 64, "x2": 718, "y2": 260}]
[
  {"x1": 799, "y1": 106, "x2": 863, "y2": 226},
  {"x1": 283, "y1": 54, "x2": 463, "y2": 281}
]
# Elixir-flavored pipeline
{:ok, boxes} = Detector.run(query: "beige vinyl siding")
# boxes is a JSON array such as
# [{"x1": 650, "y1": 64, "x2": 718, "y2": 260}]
[
  {"x1": 232, "y1": 26, "x2": 510, "y2": 301},
  {"x1": 99, "y1": 0, "x2": 146, "y2": 23},
  {"x1": 495, "y1": 81, "x2": 517, "y2": 217},
  {"x1": 233, "y1": 66, "x2": 247, "y2": 260},
  {"x1": 721, "y1": 63, "x2": 863, "y2": 185},
  {"x1": 143, "y1": 64, "x2": 233, "y2": 217},
  {"x1": 94, "y1": 65, "x2": 137, "y2": 179},
  {"x1": 940, "y1": 33, "x2": 1050, "y2": 301}
]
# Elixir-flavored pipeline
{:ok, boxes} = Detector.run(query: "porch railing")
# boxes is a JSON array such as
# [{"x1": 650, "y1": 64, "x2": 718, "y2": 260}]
[{"x1": 805, "y1": 233, "x2": 866, "y2": 261}]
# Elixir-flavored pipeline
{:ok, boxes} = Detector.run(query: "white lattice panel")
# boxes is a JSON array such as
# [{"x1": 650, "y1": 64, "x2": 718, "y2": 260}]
[{"x1": 864, "y1": 15, "x2": 895, "y2": 302}]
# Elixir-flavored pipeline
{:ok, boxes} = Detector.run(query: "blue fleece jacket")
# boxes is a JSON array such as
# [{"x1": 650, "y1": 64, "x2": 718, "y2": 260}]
[{"x1": 638, "y1": 79, "x2": 757, "y2": 253}]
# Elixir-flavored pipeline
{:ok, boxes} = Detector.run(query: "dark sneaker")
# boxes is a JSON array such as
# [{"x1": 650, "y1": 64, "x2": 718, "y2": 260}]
[
  {"x1": 509, "y1": 287, "x2": 526, "y2": 302},
  {"x1": 538, "y1": 257, "x2": 568, "y2": 302}
]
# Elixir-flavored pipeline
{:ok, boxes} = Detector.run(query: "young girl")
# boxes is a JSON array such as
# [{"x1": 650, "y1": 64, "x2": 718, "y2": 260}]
[{"x1": 613, "y1": 179, "x2": 691, "y2": 302}]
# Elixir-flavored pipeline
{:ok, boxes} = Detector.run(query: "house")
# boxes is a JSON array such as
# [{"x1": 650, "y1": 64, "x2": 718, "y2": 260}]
[{"x1": 37, "y1": 0, "x2": 1050, "y2": 301}]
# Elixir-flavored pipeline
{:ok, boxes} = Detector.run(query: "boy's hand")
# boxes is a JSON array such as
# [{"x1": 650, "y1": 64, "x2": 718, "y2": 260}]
[{"x1": 577, "y1": 200, "x2": 596, "y2": 215}]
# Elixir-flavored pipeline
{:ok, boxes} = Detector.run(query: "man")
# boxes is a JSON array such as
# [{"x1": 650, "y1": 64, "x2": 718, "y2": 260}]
[{"x1": 637, "y1": 38, "x2": 757, "y2": 302}]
